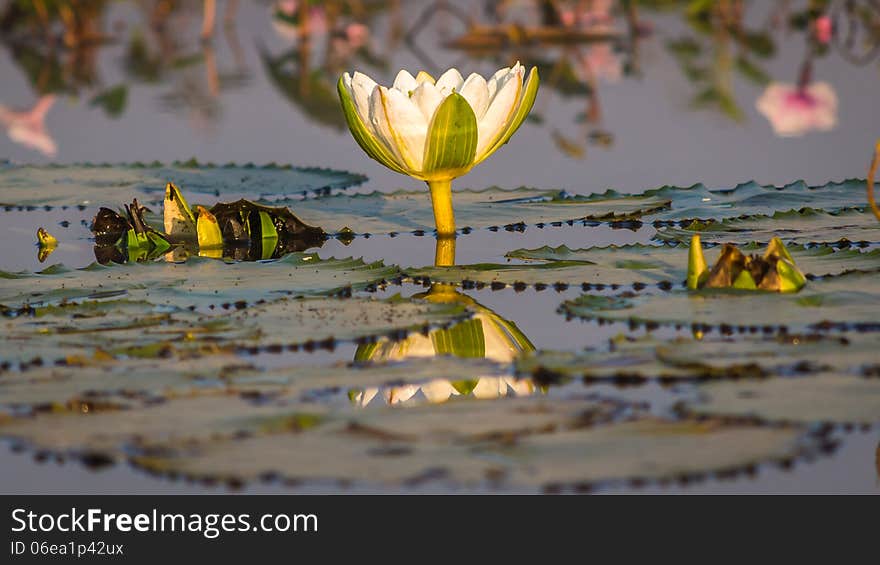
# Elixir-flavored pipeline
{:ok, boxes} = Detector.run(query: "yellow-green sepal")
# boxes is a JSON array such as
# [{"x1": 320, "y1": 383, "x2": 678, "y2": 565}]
[
  {"x1": 732, "y1": 269, "x2": 758, "y2": 290},
  {"x1": 477, "y1": 66, "x2": 540, "y2": 164},
  {"x1": 337, "y1": 76, "x2": 408, "y2": 175},
  {"x1": 687, "y1": 234, "x2": 708, "y2": 290},
  {"x1": 776, "y1": 258, "x2": 806, "y2": 293},
  {"x1": 422, "y1": 92, "x2": 478, "y2": 178},
  {"x1": 258, "y1": 210, "x2": 279, "y2": 260},
  {"x1": 764, "y1": 237, "x2": 795, "y2": 264},
  {"x1": 196, "y1": 206, "x2": 223, "y2": 249}
]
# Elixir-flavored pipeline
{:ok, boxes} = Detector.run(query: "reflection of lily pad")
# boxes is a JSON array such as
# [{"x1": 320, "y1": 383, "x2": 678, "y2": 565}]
[
  {"x1": 410, "y1": 244, "x2": 880, "y2": 289},
  {"x1": 270, "y1": 187, "x2": 670, "y2": 235},
  {"x1": 684, "y1": 374, "x2": 880, "y2": 425},
  {"x1": 0, "y1": 254, "x2": 399, "y2": 308},
  {"x1": 560, "y1": 272, "x2": 880, "y2": 333},
  {"x1": 0, "y1": 163, "x2": 366, "y2": 208},
  {"x1": 517, "y1": 333, "x2": 880, "y2": 384},
  {"x1": 655, "y1": 208, "x2": 880, "y2": 246}
]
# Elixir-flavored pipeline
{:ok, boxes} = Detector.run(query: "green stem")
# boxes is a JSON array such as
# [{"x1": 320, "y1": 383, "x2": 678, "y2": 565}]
[{"x1": 427, "y1": 179, "x2": 455, "y2": 236}]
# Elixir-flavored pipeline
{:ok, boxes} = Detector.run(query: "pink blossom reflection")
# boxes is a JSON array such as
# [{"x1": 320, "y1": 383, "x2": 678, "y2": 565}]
[
  {"x1": 756, "y1": 82, "x2": 837, "y2": 138},
  {"x1": 0, "y1": 96, "x2": 57, "y2": 157}
]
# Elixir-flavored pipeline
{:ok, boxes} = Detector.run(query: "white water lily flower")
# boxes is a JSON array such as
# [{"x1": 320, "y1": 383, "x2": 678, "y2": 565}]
[{"x1": 338, "y1": 64, "x2": 539, "y2": 235}]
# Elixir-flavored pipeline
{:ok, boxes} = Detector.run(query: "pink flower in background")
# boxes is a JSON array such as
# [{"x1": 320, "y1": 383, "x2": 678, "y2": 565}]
[
  {"x1": 756, "y1": 82, "x2": 838, "y2": 137},
  {"x1": 0, "y1": 96, "x2": 57, "y2": 157},
  {"x1": 814, "y1": 15, "x2": 832, "y2": 45}
]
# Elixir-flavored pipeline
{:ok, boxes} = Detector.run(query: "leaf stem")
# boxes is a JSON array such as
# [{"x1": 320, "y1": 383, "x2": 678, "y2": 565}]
[{"x1": 427, "y1": 179, "x2": 456, "y2": 237}]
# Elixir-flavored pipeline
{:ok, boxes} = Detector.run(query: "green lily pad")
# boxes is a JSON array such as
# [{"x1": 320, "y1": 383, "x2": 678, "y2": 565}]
[
  {"x1": 0, "y1": 162, "x2": 366, "y2": 209},
  {"x1": 0, "y1": 393, "x2": 327, "y2": 454},
  {"x1": 654, "y1": 208, "x2": 880, "y2": 247},
  {"x1": 0, "y1": 253, "x2": 399, "y2": 309},
  {"x1": 560, "y1": 271, "x2": 880, "y2": 333},
  {"x1": 270, "y1": 187, "x2": 670, "y2": 235},
  {"x1": 123, "y1": 395, "x2": 633, "y2": 486},
  {"x1": 684, "y1": 374, "x2": 880, "y2": 425},
  {"x1": 489, "y1": 419, "x2": 819, "y2": 489},
  {"x1": 638, "y1": 179, "x2": 868, "y2": 221},
  {"x1": 409, "y1": 244, "x2": 880, "y2": 289},
  {"x1": 0, "y1": 355, "x2": 515, "y2": 413},
  {"x1": 1, "y1": 296, "x2": 470, "y2": 368},
  {"x1": 517, "y1": 333, "x2": 879, "y2": 384}
]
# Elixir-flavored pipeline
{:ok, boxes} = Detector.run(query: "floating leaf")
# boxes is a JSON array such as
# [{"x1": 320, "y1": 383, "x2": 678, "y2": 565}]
[
  {"x1": 637, "y1": 179, "x2": 868, "y2": 221},
  {"x1": 408, "y1": 244, "x2": 880, "y2": 289},
  {"x1": 561, "y1": 272, "x2": 880, "y2": 333},
  {"x1": 517, "y1": 334, "x2": 880, "y2": 384},
  {"x1": 267, "y1": 187, "x2": 670, "y2": 235},
  {"x1": 1, "y1": 295, "x2": 470, "y2": 368},
  {"x1": 0, "y1": 163, "x2": 366, "y2": 208},
  {"x1": 684, "y1": 374, "x2": 880, "y2": 425},
  {"x1": 488, "y1": 419, "x2": 817, "y2": 489},
  {"x1": 0, "y1": 253, "x2": 400, "y2": 309},
  {"x1": 655, "y1": 208, "x2": 880, "y2": 247}
]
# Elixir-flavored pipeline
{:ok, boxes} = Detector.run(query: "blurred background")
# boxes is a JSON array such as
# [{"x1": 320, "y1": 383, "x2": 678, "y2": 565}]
[{"x1": 2, "y1": 0, "x2": 879, "y2": 196}]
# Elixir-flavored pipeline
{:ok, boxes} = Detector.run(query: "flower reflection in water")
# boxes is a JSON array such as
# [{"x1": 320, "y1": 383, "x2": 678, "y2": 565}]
[
  {"x1": 0, "y1": 95, "x2": 57, "y2": 157},
  {"x1": 351, "y1": 237, "x2": 535, "y2": 407},
  {"x1": 756, "y1": 81, "x2": 838, "y2": 138}
]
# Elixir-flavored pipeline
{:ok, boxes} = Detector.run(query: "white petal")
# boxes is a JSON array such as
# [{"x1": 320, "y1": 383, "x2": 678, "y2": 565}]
[
  {"x1": 460, "y1": 72, "x2": 490, "y2": 120},
  {"x1": 384, "y1": 87, "x2": 428, "y2": 170},
  {"x1": 472, "y1": 377, "x2": 508, "y2": 399},
  {"x1": 350, "y1": 71, "x2": 377, "y2": 128},
  {"x1": 476, "y1": 65, "x2": 524, "y2": 158},
  {"x1": 368, "y1": 85, "x2": 407, "y2": 168},
  {"x1": 435, "y1": 68, "x2": 464, "y2": 95},
  {"x1": 411, "y1": 81, "x2": 444, "y2": 122},
  {"x1": 420, "y1": 379, "x2": 459, "y2": 404},
  {"x1": 384, "y1": 385, "x2": 419, "y2": 404},
  {"x1": 486, "y1": 66, "x2": 510, "y2": 99},
  {"x1": 392, "y1": 69, "x2": 418, "y2": 94}
]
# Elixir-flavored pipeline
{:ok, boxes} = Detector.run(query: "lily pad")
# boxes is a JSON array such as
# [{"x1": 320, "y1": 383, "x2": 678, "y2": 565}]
[
  {"x1": 0, "y1": 393, "x2": 327, "y2": 454},
  {"x1": 0, "y1": 355, "x2": 518, "y2": 413},
  {"x1": 0, "y1": 162, "x2": 366, "y2": 209},
  {"x1": 270, "y1": 187, "x2": 671, "y2": 235},
  {"x1": 560, "y1": 271, "x2": 880, "y2": 333},
  {"x1": 684, "y1": 374, "x2": 880, "y2": 425},
  {"x1": 0, "y1": 253, "x2": 399, "y2": 309},
  {"x1": 1, "y1": 296, "x2": 470, "y2": 368},
  {"x1": 517, "y1": 333, "x2": 880, "y2": 384},
  {"x1": 123, "y1": 395, "x2": 635, "y2": 486},
  {"x1": 408, "y1": 244, "x2": 880, "y2": 289},
  {"x1": 654, "y1": 208, "x2": 880, "y2": 247},
  {"x1": 637, "y1": 179, "x2": 868, "y2": 221},
  {"x1": 490, "y1": 419, "x2": 819, "y2": 489}
]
